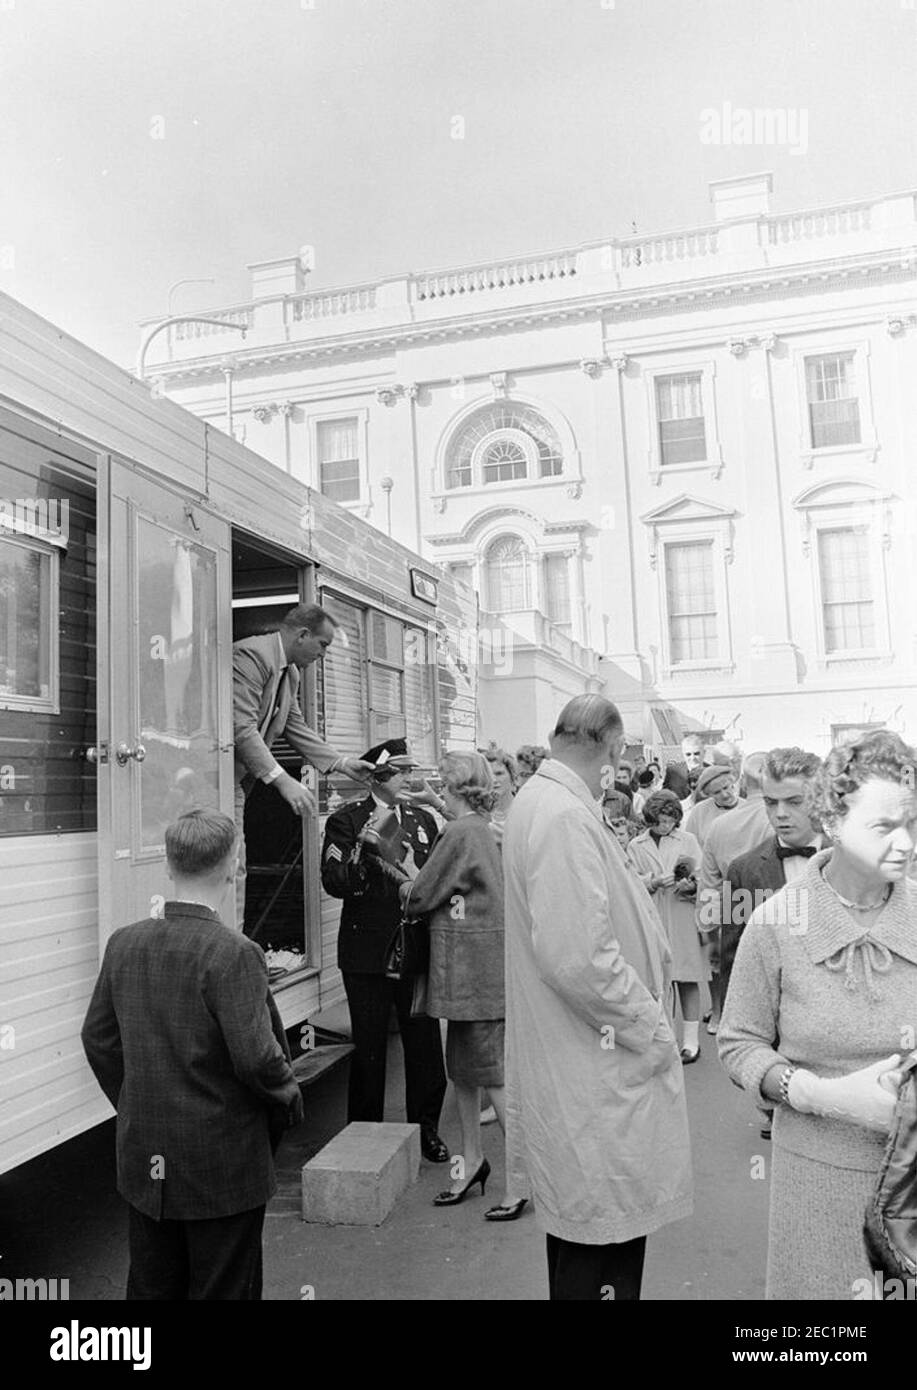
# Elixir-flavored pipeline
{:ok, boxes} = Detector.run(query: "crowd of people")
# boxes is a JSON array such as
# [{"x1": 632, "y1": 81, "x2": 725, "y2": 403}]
[{"x1": 80, "y1": 603, "x2": 917, "y2": 1303}]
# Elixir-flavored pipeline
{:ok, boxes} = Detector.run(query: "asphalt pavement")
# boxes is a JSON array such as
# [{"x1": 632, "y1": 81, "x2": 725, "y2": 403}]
[{"x1": 1, "y1": 1023, "x2": 769, "y2": 1301}]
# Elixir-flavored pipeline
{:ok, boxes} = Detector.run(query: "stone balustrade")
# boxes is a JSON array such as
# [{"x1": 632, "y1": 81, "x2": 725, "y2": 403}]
[
  {"x1": 412, "y1": 250, "x2": 578, "y2": 302},
  {"x1": 619, "y1": 226, "x2": 720, "y2": 269},
  {"x1": 172, "y1": 308, "x2": 252, "y2": 341},
  {"x1": 289, "y1": 285, "x2": 377, "y2": 321},
  {"x1": 141, "y1": 189, "x2": 917, "y2": 369},
  {"x1": 766, "y1": 201, "x2": 873, "y2": 245}
]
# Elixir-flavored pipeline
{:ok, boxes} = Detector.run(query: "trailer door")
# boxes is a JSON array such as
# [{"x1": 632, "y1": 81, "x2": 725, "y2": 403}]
[{"x1": 102, "y1": 461, "x2": 233, "y2": 937}]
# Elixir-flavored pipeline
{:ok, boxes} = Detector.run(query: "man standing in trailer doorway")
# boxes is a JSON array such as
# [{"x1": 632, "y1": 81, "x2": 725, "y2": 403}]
[{"x1": 232, "y1": 602, "x2": 375, "y2": 932}]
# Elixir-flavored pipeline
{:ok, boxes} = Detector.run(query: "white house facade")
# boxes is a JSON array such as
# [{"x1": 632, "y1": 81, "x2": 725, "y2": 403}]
[{"x1": 143, "y1": 173, "x2": 917, "y2": 756}]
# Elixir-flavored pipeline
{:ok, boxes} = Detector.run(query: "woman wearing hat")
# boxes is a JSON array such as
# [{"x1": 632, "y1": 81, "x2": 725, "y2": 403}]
[{"x1": 684, "y1": 764, "x2": 740, "y2": 848}]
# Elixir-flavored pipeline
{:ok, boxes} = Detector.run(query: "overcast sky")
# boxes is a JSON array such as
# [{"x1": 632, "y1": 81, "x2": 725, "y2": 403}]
[{"x1": 1, "y1": 0, "x2": 915, "y2": 367}]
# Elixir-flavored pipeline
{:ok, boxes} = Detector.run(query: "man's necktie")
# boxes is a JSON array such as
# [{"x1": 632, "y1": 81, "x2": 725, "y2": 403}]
[
  {"x1": 272, "y1": 666, "x2": 290, "y2": 720},
  {"x1": 775, "y1": 844, "x2": 817, "y2": 860}
]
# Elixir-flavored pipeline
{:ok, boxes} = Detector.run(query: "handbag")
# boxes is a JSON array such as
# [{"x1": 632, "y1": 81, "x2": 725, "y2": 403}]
[
  {"x1": 383, "y1": 913, "x2": 430, "y2": 981},
  {"x1": 863, "y1": 1051, "x2": 917, "y2": 1285}
]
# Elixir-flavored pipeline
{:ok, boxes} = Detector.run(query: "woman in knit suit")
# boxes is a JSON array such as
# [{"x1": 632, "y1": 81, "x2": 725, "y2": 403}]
[
  {"x1": 719, "y1": 730, "x2": 917, "y2": 1300},
  {"x1": 398, "y1": 751, "x2": 525, "y2": 1218}
]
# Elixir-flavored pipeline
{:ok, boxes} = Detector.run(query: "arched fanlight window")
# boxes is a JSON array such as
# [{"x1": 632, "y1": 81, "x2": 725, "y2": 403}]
[
  {"x1": 484, "y1": 535, "x2": 531, "y2": 612},
  {"x1": 481, "y1": 438, "x2": 527, "y2": 484},
  {"x1": 446, "y1": 403, "x2": 563, "y2": 489}
]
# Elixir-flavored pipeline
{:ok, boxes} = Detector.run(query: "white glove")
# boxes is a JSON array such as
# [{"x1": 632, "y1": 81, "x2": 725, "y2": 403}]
[{"x1": 787, "y1": 1055, "x2": 903, "y2": 1133}]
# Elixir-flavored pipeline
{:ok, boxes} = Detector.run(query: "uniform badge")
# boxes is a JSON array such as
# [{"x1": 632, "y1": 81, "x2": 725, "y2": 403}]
[
  {"x1": 325, "y1": 843, "x2": 342, "y2": 862},
  {"x1": 416, "y1": 826, "x2": 429, "y2": 845}
]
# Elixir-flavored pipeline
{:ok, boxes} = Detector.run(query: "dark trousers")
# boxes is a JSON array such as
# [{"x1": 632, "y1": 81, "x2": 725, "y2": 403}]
[
  {"x1": 342, "y1": 971, "x2": 446, "y2": 1129},
  {"x1": 546, "y1": 1233, "x2": 646, "y2": 1301},
  {"x1": 126, "y1": 1203, "x2": 265, "y2": 1301}
]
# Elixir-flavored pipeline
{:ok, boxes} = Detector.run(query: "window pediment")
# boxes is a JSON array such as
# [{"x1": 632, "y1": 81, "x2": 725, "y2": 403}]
[
  {"x1": 641, "y1": 494, "x2": 737, "y2": 526},
  {"x1": 792, "y1": 478, "x2": 893, "y2": 511},
  {"x1": 792, "y1": 479, "x2": 895, "y2": 557},
  {"x1": 641, "y1": 495, "x2": 737, "y2": 570}
]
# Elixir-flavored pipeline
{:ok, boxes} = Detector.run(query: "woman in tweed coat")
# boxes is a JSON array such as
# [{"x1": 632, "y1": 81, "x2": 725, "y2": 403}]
[
  {"x1": 719, "y1": 730, "x2": 917, "y2": 1300},
  {"x1": 399, "y1": 751, "x2": 524, "y2": 1217}
]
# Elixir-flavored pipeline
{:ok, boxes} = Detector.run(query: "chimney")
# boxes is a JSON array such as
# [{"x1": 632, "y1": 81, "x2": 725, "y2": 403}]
[
  {"x1": 709, "y1": 173, "x2": 773, "y2": 222},
  {"x1": 248, "y1": 255, "x2": 309, "y2": 300}
]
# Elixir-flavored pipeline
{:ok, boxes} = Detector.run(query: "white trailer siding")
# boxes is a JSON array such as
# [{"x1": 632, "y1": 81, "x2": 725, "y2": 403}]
[
  {"x1": 0, "y1": 289, "x2": 478, "y2": 1173},
  {"x1": 0, "y1": 834, "x2": 107, "y2": 1173}
]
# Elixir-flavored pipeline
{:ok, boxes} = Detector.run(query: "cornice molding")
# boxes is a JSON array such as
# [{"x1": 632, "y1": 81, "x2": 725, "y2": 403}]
[{"x1": 146, "y1": 248, "x2": 917, "y2": 384}]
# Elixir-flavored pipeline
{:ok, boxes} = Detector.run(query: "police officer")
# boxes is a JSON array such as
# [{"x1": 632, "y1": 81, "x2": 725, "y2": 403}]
[{"x1": 321, "y1": 739, "x2": 448, "y2": 1162}]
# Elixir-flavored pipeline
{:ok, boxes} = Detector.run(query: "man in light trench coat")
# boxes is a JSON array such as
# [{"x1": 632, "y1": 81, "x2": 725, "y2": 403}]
[{"x1": 503, "y1": 694, "x2": 694, "y2": 1300}]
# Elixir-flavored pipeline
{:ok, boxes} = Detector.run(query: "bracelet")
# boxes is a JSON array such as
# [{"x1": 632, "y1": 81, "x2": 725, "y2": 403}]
[{"x1": 778, "y1": 1064, "x2": 798, "y2": 1106}]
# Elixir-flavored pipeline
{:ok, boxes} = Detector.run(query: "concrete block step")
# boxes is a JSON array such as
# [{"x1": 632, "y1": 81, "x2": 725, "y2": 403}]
[
  {"x1": 301, "y1": 1121, "x2": 420, "y2": 1226},
  {"x1": 301, "y1": 1001, "x2": 353, "y2": 1041},
  {"x1": 291, "y1": 1043, "x2": 354, "y2": 1087}
]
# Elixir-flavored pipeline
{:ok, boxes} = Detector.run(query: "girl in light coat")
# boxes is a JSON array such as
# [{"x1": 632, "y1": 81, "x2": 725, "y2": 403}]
[{"x1": 627, "y1": 789, "x2": 706, "y2": 1063}]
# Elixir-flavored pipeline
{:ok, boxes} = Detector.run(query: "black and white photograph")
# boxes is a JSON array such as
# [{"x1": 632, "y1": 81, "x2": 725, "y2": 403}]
[{"x1": 2, "y1": 0, "x2": 917, "y2": 1351}]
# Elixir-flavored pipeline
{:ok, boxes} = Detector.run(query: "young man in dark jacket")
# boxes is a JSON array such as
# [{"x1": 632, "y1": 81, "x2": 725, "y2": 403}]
[{"x1": 81, "y1": 810, "x2": 303, "y2": 1300}]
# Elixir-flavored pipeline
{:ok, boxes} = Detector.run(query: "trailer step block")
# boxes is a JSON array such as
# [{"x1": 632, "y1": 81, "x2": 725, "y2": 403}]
[{"x1": 300, "y1": 1121, "x2": 420, "y2": 1226}]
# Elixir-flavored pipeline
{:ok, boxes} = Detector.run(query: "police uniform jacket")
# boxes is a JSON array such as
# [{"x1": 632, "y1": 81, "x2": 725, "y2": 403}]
[{"x1": 322, "y1": 795, "x2": 439, "y2": 974}]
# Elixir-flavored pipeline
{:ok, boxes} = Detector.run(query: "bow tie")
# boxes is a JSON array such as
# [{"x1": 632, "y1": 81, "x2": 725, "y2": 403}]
[{"x1": 776, "y1": 843, "x2": 817, "y2": 860}]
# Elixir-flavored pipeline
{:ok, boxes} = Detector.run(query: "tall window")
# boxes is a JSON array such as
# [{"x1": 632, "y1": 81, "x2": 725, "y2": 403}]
[
  {"x1": 818, "y1": 527, "x2": 875, "y2": 652},
  {"x1": 656, "y1": 373, "x2": 707, "y2": 466},
  {"x1": 316, "y1": 418, "x2": 360, "y2": 502},
  {"x1": 664, "y1": 541, "x2": 718, "y2": 662},
  {"x1": 543, "y1": 553, "x2": 571, "y2": 631},
  {"x1": 446, "y1": 403, "x2": 563, "y2": 488},
  {"x1": 484, "y1": 535, "x2": 531, "y2": 612},
  {"x1": 806, "y1": 354, "x2": 861, "y2": 449}
]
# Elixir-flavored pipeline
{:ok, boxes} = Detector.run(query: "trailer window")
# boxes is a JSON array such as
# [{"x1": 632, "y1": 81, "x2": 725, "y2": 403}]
[
  {"x1": 0, "y1": 536, "x2": 56, "y2": 711},
  {"x1": 404, "y1": 626, "x2": 436, "y2": 765},
  {"x1": 0, "y1": 420, "x2": 96, "y2": 837},
  {"x1": 318, "y1": 591, "x2": 438, "y2": 787},
  {"x1": 368, "y1": 611, "x2": 405, "y2": 743}
]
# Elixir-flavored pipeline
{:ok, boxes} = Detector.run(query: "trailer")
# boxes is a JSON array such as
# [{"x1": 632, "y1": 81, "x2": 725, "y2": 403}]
[{"x1": 0, "y1": 291, "x2": 479, "y2": 1176}]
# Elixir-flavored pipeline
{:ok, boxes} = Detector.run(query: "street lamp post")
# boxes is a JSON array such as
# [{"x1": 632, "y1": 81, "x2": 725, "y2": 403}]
[
  {"x1": 165, "y1": 278, "x2": 215, "y2": 357},
  {"x1": 380, "y1": 475, "x2": 394, "y2": 536},
  {"x1": 221, "y1": 361, "x2": 235, "y2": 438},
  {"x1": 136, "y1": 316, "x2": 249, "y2": 436}
]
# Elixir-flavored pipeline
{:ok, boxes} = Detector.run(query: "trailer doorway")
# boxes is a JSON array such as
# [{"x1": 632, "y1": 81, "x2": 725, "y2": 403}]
[{"x1": 231, "y1": 532, "x2": 322, "y2": 984}]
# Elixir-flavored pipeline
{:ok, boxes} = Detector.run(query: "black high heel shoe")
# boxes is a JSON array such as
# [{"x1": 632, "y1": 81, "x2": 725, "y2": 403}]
[
  {"x1": 432, "y1": 1157, "x2": 490, "y2": 1206},
  {"x1": 484, "y1": 1197, "x2": 528, "y2": 1222}
]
